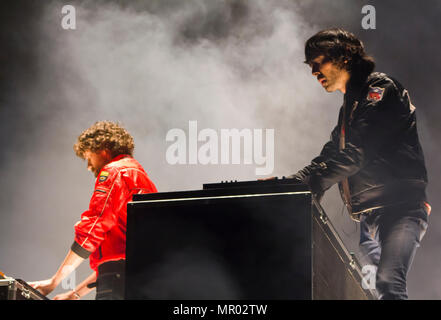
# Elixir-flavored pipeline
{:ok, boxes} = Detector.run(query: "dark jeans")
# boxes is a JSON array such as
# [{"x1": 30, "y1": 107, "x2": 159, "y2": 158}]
[
  {"x1": 95, "y1": 260, "x2": 126, "y2": 300},
  {"x1": 359, "y1": 204, "x2": 428, "y2": 300}
]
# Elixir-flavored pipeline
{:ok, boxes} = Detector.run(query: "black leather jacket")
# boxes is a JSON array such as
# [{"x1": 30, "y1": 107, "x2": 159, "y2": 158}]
[{"x1": 296, "y1": 72, "x2": 428, "y2": 215}]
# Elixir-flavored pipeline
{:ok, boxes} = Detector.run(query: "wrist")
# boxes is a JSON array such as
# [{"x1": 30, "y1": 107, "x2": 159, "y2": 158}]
[
  {"x1": 49, "y1": 276, "x2": 59, "y2": 289},
  {"x1": 72, "y1": 290, "x2": 81, "y2": 300}
]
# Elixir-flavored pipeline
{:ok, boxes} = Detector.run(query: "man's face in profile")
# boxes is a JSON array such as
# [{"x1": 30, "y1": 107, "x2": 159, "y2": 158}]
[
  {"x1": 308, "y1": 55, "x2": 349, "y2": 93},
  {"x1": 84, "y1": 150, "x2": 112, "y2": 177}
]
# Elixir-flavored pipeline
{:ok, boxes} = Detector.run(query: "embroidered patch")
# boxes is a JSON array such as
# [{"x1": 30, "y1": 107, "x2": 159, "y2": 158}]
[
  {"x1": 366, "y1": 86, "x2": 385, "y2": 102},
  {"x1": 98, "y1": 171, "x2": 109, "y2": 182}
]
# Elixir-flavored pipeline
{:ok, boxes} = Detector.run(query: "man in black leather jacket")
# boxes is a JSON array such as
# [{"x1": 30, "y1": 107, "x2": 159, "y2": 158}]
[{"x1": 291, "y1": 28, "x2": 430, "y2": 299}]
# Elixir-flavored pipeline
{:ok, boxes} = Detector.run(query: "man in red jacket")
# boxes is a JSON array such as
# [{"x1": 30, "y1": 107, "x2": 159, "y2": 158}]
[{"x1": 31, "y1": 121, "x2": 157, "y2": 299}]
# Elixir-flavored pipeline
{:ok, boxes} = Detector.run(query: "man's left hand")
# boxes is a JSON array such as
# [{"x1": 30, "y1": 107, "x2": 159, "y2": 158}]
[{"x1": 53, "y1": 290, "x2": 80, "y2": 300}]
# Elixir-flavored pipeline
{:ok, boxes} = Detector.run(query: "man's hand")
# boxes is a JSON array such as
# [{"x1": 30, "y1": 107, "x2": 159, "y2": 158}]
[
  {"x1": 53, "y1": 290, "x2": 80, "y2": 300},
  {"x1": 29, "y1": 249, "x2": 85, "y2": 297},
  {"x1": 258, "y1": 176, "x2": 277, "y2": 181},
  {"x1": 29, "y1": 278, "x2": 56, "y2": 296}
]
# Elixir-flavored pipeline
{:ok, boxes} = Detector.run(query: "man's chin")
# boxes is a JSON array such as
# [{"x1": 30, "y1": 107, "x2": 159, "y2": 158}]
[{"x1": 323, "y1": 85, "x2": 337, "y2": 93}]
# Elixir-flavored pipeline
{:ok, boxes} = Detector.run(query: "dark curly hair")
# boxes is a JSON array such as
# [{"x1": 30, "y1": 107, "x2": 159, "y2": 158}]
[
  {"x1": 305, "y1": 28, "x2": 375, "y2": 84},
  {"x1": 74, "y1": 121, "x2": 134, "y2": 159}
]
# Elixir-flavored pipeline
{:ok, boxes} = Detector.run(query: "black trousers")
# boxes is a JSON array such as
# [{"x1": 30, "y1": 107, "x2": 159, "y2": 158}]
[{"x1": 95, "y1": 260, "x2": 126, "y2": 300}]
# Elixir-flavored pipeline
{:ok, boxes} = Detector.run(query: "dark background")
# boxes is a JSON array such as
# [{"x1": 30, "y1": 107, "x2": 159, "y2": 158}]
[{"x1": 1, "y1": 0, "x2": 440, "y2": 299}]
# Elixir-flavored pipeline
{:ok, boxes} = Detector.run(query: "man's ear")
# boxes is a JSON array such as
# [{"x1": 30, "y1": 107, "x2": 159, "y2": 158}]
[{"x1": 100, "y1": 149, "x2": 112, "y2": 160}]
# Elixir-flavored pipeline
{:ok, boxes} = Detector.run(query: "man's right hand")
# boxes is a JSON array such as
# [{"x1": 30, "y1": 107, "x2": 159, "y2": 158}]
[{"x1": 29, "y1": 278, "x2": 56, "y2": 296}]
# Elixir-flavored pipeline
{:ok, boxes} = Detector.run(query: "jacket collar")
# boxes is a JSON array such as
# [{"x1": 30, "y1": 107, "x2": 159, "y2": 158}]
[
  {"x1": 344, "y1": 72, "x2": 377, "y2": 102},
  {"x1": 109, "y1": 154, "x2": 131, "y2": 163}
]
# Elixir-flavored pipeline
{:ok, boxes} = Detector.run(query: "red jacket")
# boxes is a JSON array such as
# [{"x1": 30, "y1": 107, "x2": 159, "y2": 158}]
[{"x1": 71, "y1": 154, "x2": 157, "y2": 272}]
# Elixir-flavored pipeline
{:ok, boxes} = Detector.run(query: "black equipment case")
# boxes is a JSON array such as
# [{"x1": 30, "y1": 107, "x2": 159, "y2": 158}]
[
  {"x1": 125, "y1": 178, "x2": 377, "y2": 300},
  {"x1": 0, "y1": 278, "x2": 49, "y2": 300}
]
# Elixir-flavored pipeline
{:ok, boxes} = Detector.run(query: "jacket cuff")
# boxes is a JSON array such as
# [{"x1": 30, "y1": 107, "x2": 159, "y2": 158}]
[{"x1": 71, "y1": 241, "x2": 92, "y2": 259}]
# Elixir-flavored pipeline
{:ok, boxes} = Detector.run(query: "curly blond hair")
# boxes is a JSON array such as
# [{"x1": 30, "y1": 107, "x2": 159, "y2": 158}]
[{"x1": 74, "y1": 121, "x2": 134, "y2": 159}]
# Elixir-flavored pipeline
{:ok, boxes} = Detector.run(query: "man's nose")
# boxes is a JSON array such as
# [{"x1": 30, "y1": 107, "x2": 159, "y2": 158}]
[{"x1": 311, "y1": 65, "x2": 320, "y2": 76}]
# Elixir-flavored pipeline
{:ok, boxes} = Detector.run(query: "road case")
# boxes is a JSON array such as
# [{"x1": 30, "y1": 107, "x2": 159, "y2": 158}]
[{"x1": 0, "y1": 278, "x2": 48, "y2": 300}]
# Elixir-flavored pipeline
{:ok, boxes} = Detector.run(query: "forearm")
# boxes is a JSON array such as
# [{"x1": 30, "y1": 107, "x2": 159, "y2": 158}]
[
  {"x1": 51, "y1": 249, "x2": 85, "y2": 288},
  {"x1": 309, "y1": 146, "x2": 364, "y2": 193},
  {"x1": 74, "y1": 272, "x2": 97, "y2": 298}
]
